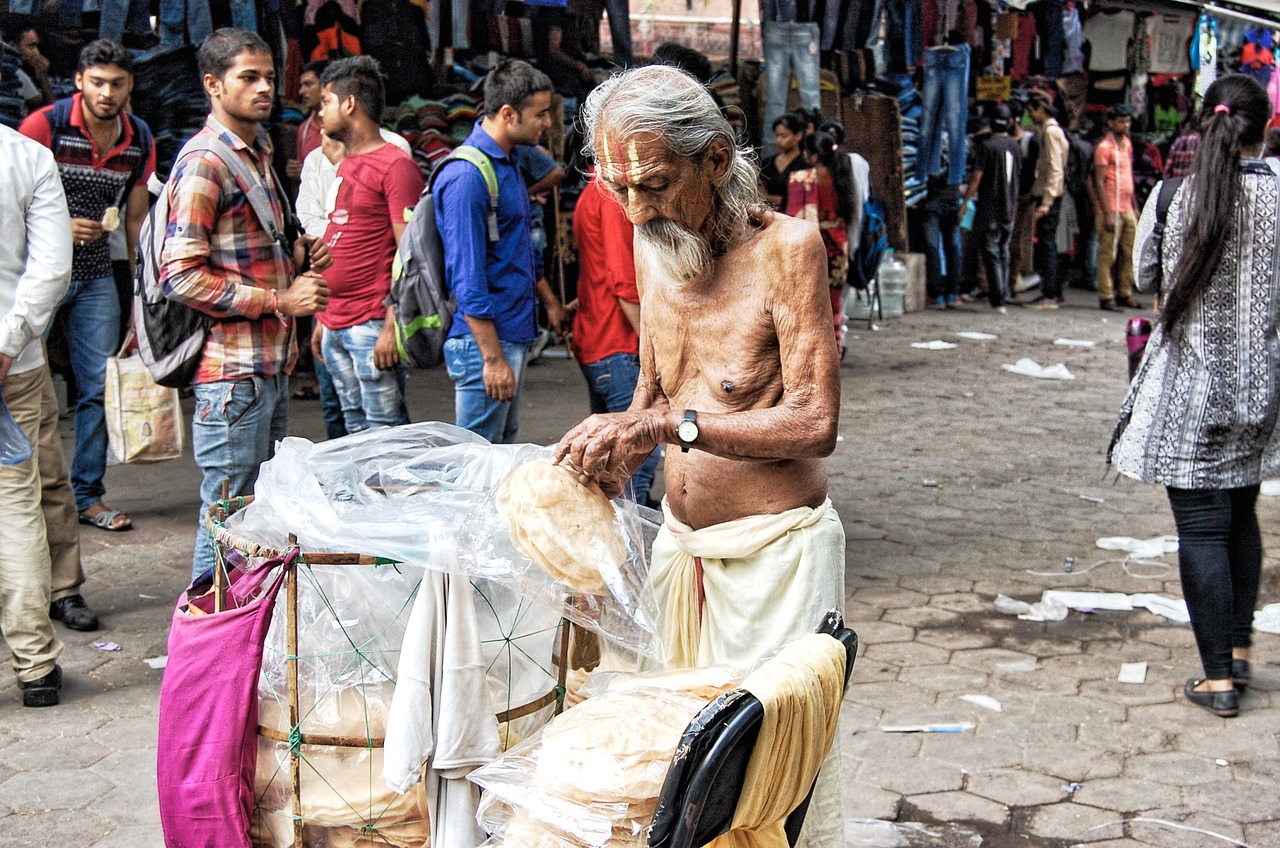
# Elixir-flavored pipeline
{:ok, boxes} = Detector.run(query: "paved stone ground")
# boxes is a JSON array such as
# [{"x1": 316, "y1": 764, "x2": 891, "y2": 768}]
[{"x1": 1, "y1": 288, "x2": 1277, "y2": 848}]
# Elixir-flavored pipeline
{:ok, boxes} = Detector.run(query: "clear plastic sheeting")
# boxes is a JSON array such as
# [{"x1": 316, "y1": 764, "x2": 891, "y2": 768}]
[
  {"x1": 226, "y1": 422, "x2": 548, "y2": 566},
  {"x1": 470, "y1": 668, "x2": 740, "y2": 848}
]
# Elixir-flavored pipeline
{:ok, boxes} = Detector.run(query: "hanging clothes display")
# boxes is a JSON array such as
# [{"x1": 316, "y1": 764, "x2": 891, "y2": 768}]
[
  {"x1": 1241, "y1": 28, "x2": 1276, "y2": 86},
  {"x1": 918, "y1": 43, "x2": 969, "y2": 185},
  {"x1": 1147, "y1": 13, "x2": 1195, "y2": 75},
  {"x1": 1062, "y1": 3, "x2": 1085, "y2": 75},
  {"x1": 1192, "y1": 14, "x2": 1219, "y2": 102}
]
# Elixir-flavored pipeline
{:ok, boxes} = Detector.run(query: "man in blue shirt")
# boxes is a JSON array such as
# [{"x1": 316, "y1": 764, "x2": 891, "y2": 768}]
[{"x1": 435, "y1": 60, "x2": 570, "y2": 444}]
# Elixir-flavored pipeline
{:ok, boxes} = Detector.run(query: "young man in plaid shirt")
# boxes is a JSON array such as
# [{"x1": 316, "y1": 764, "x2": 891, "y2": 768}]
[{"x1": 158, "y1": 29, "x2": 330, "y2": 578}]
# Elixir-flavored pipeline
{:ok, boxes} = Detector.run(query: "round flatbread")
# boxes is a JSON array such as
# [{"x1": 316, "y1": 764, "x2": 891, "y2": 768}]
[{"x1": 495, "y1": 460, "x2": 627, "y2": 595}]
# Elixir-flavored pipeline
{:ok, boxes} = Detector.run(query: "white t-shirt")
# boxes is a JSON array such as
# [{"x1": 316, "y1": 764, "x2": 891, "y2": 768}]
[
  {"x1": 1082, "y1": 10, "x2": 1135, "y2": 72},
  {"x1": 1147, "y1": 13, "x2": 1194, "y2": 75}
]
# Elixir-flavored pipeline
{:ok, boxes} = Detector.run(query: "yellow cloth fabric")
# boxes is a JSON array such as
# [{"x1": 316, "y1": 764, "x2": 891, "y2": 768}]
[
  {"x1": 647, "y1": 499, "x2": 846, "y2": 671},
  {"x1": 710, "y1": 634, "x2": 846, "y2": 848}
]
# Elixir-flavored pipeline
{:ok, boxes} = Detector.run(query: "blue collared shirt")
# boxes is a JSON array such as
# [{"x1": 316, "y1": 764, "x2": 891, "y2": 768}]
[{"x1": 435, "y1": 122, "x2": 540, "y2": 344}]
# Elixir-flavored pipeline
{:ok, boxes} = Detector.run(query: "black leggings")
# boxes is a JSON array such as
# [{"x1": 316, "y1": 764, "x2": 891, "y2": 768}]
[{"x1": 1166, "y1": 485, "x2": 1263, "y2": 680}]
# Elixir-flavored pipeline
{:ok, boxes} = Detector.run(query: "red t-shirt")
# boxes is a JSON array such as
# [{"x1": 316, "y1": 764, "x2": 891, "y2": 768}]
[
  {"x1": 297, "y1": 113, "x2": 321, "y2": 163},
  {"x1": 320, "y1": 143, "x2": 425, "y2": 330},
  {"x1": 570, "y1": 173, "x2": 640, "y2": 366}
]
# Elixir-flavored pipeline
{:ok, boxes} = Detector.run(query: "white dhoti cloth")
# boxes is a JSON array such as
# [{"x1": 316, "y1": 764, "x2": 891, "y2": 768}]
[{"x1": 647, "y1": 498, "x2": 847, "y2": 848}]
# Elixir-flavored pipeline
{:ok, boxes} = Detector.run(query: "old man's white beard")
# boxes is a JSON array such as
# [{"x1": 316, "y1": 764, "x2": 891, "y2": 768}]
[{"x1": 635, "y1": 219, "x2": 713, "y2": 287}]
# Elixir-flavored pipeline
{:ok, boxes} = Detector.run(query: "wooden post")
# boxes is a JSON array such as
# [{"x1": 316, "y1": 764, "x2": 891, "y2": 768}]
[
  {"x1": 287, "y1": 533, "x2": 303, "y2": 848},
  {"x1": 214, "y1": 479, "x2": 230, "y2": 613}
]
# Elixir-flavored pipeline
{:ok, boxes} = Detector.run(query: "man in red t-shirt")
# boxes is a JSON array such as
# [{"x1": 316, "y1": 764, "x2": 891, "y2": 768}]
[
  {"x1": 315, "y1": 57, "x2": 424, "y2": 431},
  {"x1": 569, "y1": 169, "x2": 659, "y2": 505},
  {"x1": 288, "y1": 60, "x2": 327, "y2": 179}
]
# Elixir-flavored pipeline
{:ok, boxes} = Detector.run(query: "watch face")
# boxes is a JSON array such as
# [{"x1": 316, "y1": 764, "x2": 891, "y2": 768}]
[{"x1": 678, "y1": 420, "x2": 699, "y2": 442}]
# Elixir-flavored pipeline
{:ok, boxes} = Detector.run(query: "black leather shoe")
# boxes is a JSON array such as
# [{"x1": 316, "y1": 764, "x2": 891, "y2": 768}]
[
  {"x1": 1184, "y1": 679, "x2": 1238, "y2": 717},
  {"x1": 21, "y1": 665, "x2": 61, "y2": 707},
  {"x1": 1099, "y1": 299, "x2": 1121, "y2": 312},
  {"x1": 1233, "y1": 659, "x2": 1251, "y2": 693},
  {"x1": 49, "y1": 595, "x2": 99, "y2": 631}
]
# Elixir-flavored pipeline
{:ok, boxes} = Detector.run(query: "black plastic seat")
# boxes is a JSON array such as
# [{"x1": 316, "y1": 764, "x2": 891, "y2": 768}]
[{"x1": 647, "y1": 611, "x2": 859, "y2": 848}]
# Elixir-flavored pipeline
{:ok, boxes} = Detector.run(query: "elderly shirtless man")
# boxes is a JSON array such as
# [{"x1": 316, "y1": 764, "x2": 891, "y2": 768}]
[{"x1": 556, "y1": 65, "x2": 845, "y2": 844}]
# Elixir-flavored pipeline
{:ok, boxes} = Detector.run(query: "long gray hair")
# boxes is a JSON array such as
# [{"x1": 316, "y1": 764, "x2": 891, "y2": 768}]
[{"x1": 580, "y1": 65, "x2": 763, "y2": 253}]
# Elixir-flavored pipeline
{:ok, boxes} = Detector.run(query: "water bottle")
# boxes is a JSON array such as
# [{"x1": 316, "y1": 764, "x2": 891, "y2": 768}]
[{"x1": 877, "y1": 248, "x2": 907, "y2": 319}]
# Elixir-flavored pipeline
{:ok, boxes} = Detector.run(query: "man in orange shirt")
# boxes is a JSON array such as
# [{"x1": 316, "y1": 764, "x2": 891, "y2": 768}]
[{"x1": 1094, "y1": 104, "x2": 1142, "y2": 311}]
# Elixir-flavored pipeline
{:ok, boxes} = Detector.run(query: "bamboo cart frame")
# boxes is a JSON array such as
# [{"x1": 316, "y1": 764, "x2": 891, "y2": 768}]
[{"x1": 204, "y1": 491, "x2": 571, "y2": 848}]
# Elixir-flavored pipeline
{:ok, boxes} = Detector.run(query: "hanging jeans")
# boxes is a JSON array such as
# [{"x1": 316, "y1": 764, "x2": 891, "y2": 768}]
[
  {"x1": 1166, "y1": 486, "x2": 1262, "y2": 681},
  {"x1": 160, "y1": 0, "x2": 257, "y2": 47},
  {"x1": 1029, "y1": 0, "x2": 1065, "y2": 78},
  {"x1": 763, "y1": 21, "x2": 822, "y2": 151},
  {"x1": 99, "y1": 0, "x2": 153, "y2": 40},
  {"x1": 872, "y1": 0, "x2": 921, "y2": 71},
  {"x1": 918, "y1": 45, "x2": 970, "y2": 186}
]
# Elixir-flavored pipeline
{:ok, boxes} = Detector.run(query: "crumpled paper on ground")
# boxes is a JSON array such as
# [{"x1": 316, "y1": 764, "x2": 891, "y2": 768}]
[
  {"x1": 1254, "y1": 604, "x2": 1280, "y2": 634},
  {"x1": 955, "y1": 331, "x2": 997, "y2": 341},
  {"x1": 1096, "y1": 535, "x2": 1179, "y2": 558},
  {"x1": 1054, "y1": 338, "x2": 1098, "y2": 347},
  {"x1": 996, "y1": 591, "x2": 1190, "y2": 623},
  {"x1": 1001, "y1": 358, "x2": 1075, "y2": 380},
  {"x1": 911, "y1": 340, "x2": 957, "y2": 350}
]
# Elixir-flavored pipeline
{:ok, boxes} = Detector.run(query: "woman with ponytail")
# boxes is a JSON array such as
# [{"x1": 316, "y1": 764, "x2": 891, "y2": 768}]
[
  {"x1": 1109, "y1": 74, "x2": 1280, "y2": 718},
  {"x1": 786, "y1": 127, "x2": 853, "y2": 357}
]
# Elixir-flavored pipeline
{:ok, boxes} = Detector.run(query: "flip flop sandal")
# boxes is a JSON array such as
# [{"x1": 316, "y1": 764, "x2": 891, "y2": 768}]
[{"x1": 79, "y1": 508, "x2": 132, "y2": 532}]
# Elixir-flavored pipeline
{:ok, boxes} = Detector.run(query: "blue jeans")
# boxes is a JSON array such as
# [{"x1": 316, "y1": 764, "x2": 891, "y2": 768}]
[
  {"x1": 99, "y1": 0, "x2": 153, "y2": 40},
  {"x1": 919, "y1": 45, "x2": 970, "y2": 186},
  {"x1": 321, "y1": 321, "x2": 409, "y2": 434},
  {"x1": 580, "y1": 353, "x2": 659, "y2": 505},
  {"x1": 604, "y1": 0, "x2": 633, "y2": 67},
  {"x1": 1167, "y1": 486, "x2": 1262, "y2": 680},
  {"x1": 444, "y1": 335, "x2": 530, "y2": 445},
  {"x1": 873, "y1": 0, "x2": 920, "y2": 71},
  {"x1": 314, "y1": 357, "x2": 347, "y2": 441},
  {"x1": 921, "y1": 190, "x2": 963, "y2": 300},
  {"x1": 976, "y1": 218, "x2": 1014, "y2": 307},
  {"x1": 159, "y1": 0, "x2": 255, "y2": 47},
  {"x1": 191, "y1": 374, "x2": 289, "y2": 579},
  {"x1": 50, "y1": 275, "x2": 120, "y2": 513},
  {"x1": 763, "y1": 21, "x2": 821, "y2": 151}
]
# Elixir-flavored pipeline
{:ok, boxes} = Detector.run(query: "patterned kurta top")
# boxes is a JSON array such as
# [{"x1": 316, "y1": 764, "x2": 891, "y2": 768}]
[{"x1": 1108, "y1": 160, "x2": 1280, "y2": 489}]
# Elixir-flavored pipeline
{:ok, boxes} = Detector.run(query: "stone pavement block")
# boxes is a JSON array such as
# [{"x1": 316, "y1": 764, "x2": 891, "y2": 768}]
[
  {"x1": 1173, "y1": 723, "x2": 1280, "y2": 760},
  {"x1": 0, "y1": 705, "x2": 107, "y2": 740},
  {"x1": 0, "y1": 737, "x2": 109, "y2": 771},
  {"x1": 915, "y1": 628, "x2": 996, "y2": 652},
  {"x1": 967, "y1": 768, "x2": 1070, "y2": 807},
  {"x1": 837, "y1": 700, "x2": 883, "y2": 732},
  {"x1": 950, "y1": 647, "x2": 1039, "y2": 673},
  {"x1": 843, "y1": 599, "x2": 884, "y2": 624},
  {"x1": 1022, "y1": 741, "x2": 1125, "y2": 783},
  {"x1": 1124, "y1": 808, "x2": 1246, "y2": 848},
  {"x1": 921, "y1": 733, "x2": 1024, "y2": 770},
  {"x1": 898, "y1": 664, "x2": 989, "y2": 693},
  {"x1": 0, "y1": 768, "x2": 112, "y2": 811},
  {"x1": 86, "y1": 782, "x2": 160, "y2": 827},
  {"x1": 863, "y1": 641, "x2": 951, "y2": 667},
  {"x1": 990, "y1": 668, "x2": 1080, "y2": 696},
  {"x1": 1244, "y1": 820, "x2": 1280, "y2": 848},
  {"x1": 842, "y1": 783, "x2": 902, "y2": 820},
  {"x1": 849, "y1": 586, "x2": 929, "y2": 609},
  {"x1": 89, "y1": 823, "x2": 165, "y2": 848},
  {"x1": 843, "y1": 727, "x2": 923, "y2": 762},
  {"x1": 1133, "y1": 626, "x2": 1196, "y2": 651},
  {"x1": 89, "y1": 716, "x2": 159, "y2": 751},
  {"x1": 898, "y1": 575, "x2": 974, "y2": 594},
  {"x1": 882, "y1": 606, "x2": 961, "y2": 629},
  {"x1": 1076, "y1": 720, "x2": 1173, "y2": 756},
  {"x1": 1123, "y1": 752, "x2": 1229, "y2": 786},
  {"x1": 964, "y1": 713, "x2": 1075, "y2": 744},
  {"x1": 1182, "y1": 778, "x2": 1280, "y2": 823},
  {"x1": 926, "y1": 592, "x2": 990, "y2": 614},
  {"x1": 77, "y1": 681, "x2": 161, "y2": 720},
  {"x1": 857, "y1": 754, "x2": 965, "y2": 796},
  {"x1": 850, "y1": 659, "x2": 901, "y2": 684},
  {"x1": 0, "y1": 808, "x2": 112, "y2": 848},
  {"x1": 1022, "y1": 802, "x2": 1125, "y2": 842},
  {"x1": 1071, "y1": 777, "x2": 1180, "y2": 813},
  {"x1": 1031, "y1": 693, "x2": 1129, "y2": 724},
  {"x1": 90, "y1": 749, "x2": 155, "y2": 784},
  {"x1": 906, "y1": 790, "x2": 1009, "y2": 829},
  {"x1": 1233, "y1": 756, "x2": 1280, "y2": 784},
  {"x1": 1079, "y1": 678, "x2": 1177, "y2": 707},
  {"x1": 1037, "y1": 653, "x2": 1128, "y2": 682},
  {"x1": 846, "y1": 681, "x2": 939, "y2": 713},
  {"x1": 845, "y1": 620, "x2": 915, "y2": 646}
]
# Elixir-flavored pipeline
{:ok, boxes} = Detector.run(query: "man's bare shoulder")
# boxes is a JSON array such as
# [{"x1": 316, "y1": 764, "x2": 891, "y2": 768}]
[{"x1": 748, "y1": 209, "x2": 827, "y2": 274}]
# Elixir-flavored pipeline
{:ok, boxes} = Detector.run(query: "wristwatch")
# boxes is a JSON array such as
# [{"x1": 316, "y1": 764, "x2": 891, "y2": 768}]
[{"x1": 676, "y1": 409, "x2": 699, "y2": 453}]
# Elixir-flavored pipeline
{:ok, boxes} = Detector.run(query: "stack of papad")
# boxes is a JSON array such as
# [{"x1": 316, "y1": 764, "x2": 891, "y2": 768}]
[
  {"x1": 476, "y1": 667, "x2": 739, "y2": 847},
  {"x1": 495, "y1": 460, "x2": 628, "y2": 595}
]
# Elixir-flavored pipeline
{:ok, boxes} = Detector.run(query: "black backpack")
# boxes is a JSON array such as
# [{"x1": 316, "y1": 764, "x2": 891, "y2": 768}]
[
  {"x1": 133, "y1": 133, "x2": 291, "y2": 388},
  {"x1": 388, "y1": 145, "x2": 498, "y2": 369}
]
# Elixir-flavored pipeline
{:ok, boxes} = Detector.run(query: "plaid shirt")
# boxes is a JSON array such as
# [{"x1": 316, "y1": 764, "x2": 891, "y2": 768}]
[
  {"x1": 159, "y1": 115, "x2": 296, "y2": 384},
  {"x1": 1164, "y1": 132, "x2": 1199, "y2": 179}
]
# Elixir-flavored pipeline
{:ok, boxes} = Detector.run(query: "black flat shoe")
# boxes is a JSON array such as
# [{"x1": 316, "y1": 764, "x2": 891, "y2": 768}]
[
  {"x1": 20, "y1": 665, "x2": 61, "y2": 708},
  {"x1": 49, "y1": 594, "x2": 99, "y2": 632},
  {"x1": 1184, "y1": 679, "x2": 1238, "y2": 717},
  {"x1": 1233, "y1": 659, "x2": 1251, "y2": 693}
]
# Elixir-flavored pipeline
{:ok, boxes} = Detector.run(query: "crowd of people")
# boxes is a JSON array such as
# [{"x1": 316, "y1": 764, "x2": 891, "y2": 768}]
[{"x1": 0, "y1": 16, "x2": 1276, "y2": 748}]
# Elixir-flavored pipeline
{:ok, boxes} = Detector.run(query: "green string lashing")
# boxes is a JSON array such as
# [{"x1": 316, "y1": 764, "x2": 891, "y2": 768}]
[{"x1": 289, "y1": 726, "x2": 303, "y2": 754}]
